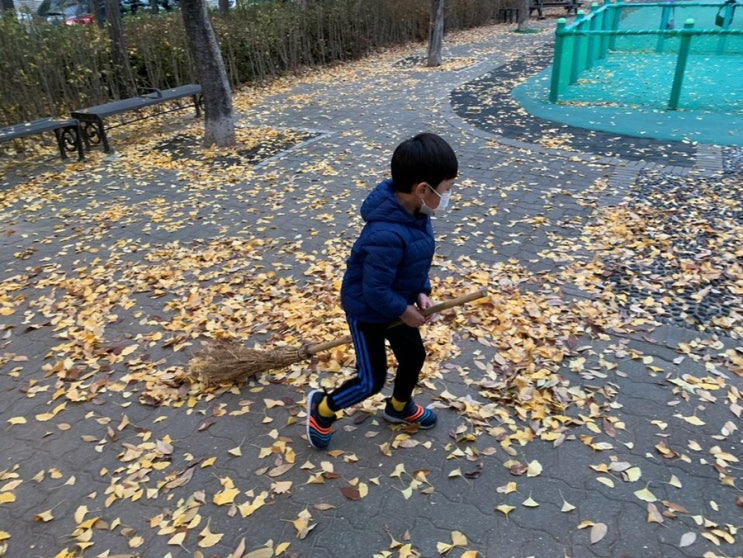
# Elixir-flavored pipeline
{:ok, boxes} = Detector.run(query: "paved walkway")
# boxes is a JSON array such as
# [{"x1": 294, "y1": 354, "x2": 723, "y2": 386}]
[{"x1": 1, "y1": 21, "x2": 741, "y2": 558}]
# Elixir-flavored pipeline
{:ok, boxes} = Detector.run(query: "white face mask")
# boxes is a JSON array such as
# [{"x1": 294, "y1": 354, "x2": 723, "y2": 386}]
[
  {"x1": 419, "y1": 200, "x2": 435, "y2": 216},
  {"x1": 424, "y1": 184, "x2": 452, "y2": 214},
  {"x1": 437, "y1": 190, "x2": 452, "y2": 211}
]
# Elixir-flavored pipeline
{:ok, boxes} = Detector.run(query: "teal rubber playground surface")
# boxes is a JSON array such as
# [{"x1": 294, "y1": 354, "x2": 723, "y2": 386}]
[{"x1": 514, "y1": 1, "x2": 743, "y2": 145}]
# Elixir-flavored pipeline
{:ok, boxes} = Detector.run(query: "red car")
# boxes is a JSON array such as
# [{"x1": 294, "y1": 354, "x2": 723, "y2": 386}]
[
  {"x1": 44, "y1": 2, "x2": 95, "y2": 25},
  {"x1": 65, "y1": 13, "x2": 94, "y2": 24}
]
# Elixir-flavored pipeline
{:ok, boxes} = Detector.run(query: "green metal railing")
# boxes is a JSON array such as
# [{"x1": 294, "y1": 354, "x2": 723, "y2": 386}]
[{"x1": 549, "y1": 1, "x2": 743, "y2": 109}]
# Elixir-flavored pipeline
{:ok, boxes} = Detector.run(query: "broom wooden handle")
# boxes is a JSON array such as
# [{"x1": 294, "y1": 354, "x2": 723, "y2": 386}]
[{"x1": 304, "y1": 288, "x2": 489, "y2": 356}]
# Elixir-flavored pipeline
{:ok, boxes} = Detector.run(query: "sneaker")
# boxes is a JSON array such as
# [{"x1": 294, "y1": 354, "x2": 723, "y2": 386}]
[
  {"x1": 306, "y1": 389, "x2": 335, "y2": 449},
  {"x1": 382, "y1": 398, "x2": 437, "y2": 429}
]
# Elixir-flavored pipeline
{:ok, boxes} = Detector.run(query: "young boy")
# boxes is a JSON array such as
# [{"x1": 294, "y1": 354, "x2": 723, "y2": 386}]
[{"x1": 306, "y1": 132, "x2": 458, "y2": 449}]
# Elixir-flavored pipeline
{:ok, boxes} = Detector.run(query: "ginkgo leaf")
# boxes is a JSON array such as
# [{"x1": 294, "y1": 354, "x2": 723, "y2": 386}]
[
  {"x1": 561, "y1": 500, "x2": 576, "y2": 512},
  {"x1": 272, "y1": 481, "x2": 293, "y2": 494},
  {"x1": 244, "y1": 548, "x2": 274, "y2": 558},
  {"x1": 522, "y1": 496, "x2": 539, "y2": 507},
  {"x1": 526, "y1": 460, "x2": 542, "y2": 477},
  {"x1": 73, "y1": 506, "x2": 88, "y2": 524},
  {"x1": 268, "y1": 463, "x2": 294, "y2": 477},
  {"x1": 436, "y1": 542, "x2": 455, "y2": 554},
  {"x1": 229, "y1": 537, "x2": 246, "y2": 558},
  {"x1": 634, "y1": 487, "x2": 657, "y2": 502},
  {"x1": 34, "y1": 510, "x2": 55, "y2": 522},
  {"x1": 168, "y1": 531, "x2": 187, "y2": 545},
  {"x1": 238, "y1": 492, "x2": 268, "y2": 518},
  {"x1": 390, "y1": 464, "x2": 406, "y2": 478},
  {"x1": 674, "y1": 414, "x2": 705, "y2": 426},
  {"x1": 450, "y1": 531, "x2": 467, "y2": 546},
  {"x1": 275, "y1": 541, "x2": 291, "y2": 554},
  {"x1": 437, "y1": 530, "x2": 467, "y2": 554},
  {"x1": 198, "y1": 523, "x2": 223, "y2": 548},
  {"x1": 496, "y1": 504, "x2": 515, "y2": 516},
  {"x1": 647, "y1": 503, "x2": 664, "y2": 524},
  {"x1": 590, "y1": 523, "x2": 608, "y2": 544},
  {"x1": 213, "y1": 487, "x2": 240, "y2": 506},
  {"x1": 679, "y1": 532, "x2": 696, "y2": 547},
  {"x1": 668, "y1": 475, "x2": 682, "y2": 488},
  {"x1": 292, "y1": 508, "x2": 316, "y2": 540},
  {"x1": 0, "y1": 493, "x2": 15, "y2": 504},
  {"x1": 623, "y1": 467, "x2": 642, "y2": 482},
  {"x1": 497, "y1": 482, "x2": 518, "y2": 494}
]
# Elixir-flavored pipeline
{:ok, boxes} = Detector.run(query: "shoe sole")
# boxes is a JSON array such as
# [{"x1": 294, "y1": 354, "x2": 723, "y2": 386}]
[{"x1": 382, "y1": 409, "x2": 437, "y2": 430}]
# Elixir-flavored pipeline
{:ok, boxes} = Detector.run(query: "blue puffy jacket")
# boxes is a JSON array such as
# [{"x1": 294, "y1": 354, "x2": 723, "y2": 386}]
[{"x1": 341, "y1": 179, "x2": 434, "y2": 323}]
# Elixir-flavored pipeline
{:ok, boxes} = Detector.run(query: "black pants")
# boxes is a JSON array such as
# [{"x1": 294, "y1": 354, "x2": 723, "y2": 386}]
[{"x1": 326, "y1": 316, "x2": 426, "y2": 411}]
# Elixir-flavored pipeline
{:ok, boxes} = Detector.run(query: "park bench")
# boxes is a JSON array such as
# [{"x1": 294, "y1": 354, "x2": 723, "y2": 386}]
[
  {"x1": 71, "y1": 84, "x2": 203, "y2": 153},
  {"x1": 0, "y1": 117, "x2": 84, "y2": 161},
  {"x1": 529, "y1": 0, "x2": 581, "y2": 19}
]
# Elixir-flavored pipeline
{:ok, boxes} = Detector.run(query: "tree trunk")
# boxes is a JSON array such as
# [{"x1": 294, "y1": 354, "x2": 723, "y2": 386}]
[
  {"x1": 427, "y1": 0, "x2": 444, "y2": 67},
  {"x1": 90, "y1": 0, "x2": 104, "y2": 27},
  {"x1": 180, "y1": 0, "x2": 236, "y2": 148},
  {"x1": 149, "y1": 0, "x2": 160, "y2": 14},
  {"x1": 517, "y1": 0, "x2": 531, "y2": 31},
  {"x1": 217, "y1": 0, "x2": 229, "y2": 17},
  {"x1": 104, "y1": 0, "x2": 136, "y2": 97},
  {"x1": 1, "y1": 0, "x2": 15, "y2": 11}
]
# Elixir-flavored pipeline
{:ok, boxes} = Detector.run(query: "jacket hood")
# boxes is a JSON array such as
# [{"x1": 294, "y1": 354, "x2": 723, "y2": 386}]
[{"x1": 360, "y1": 179, "x2": 426, "y2": 226}]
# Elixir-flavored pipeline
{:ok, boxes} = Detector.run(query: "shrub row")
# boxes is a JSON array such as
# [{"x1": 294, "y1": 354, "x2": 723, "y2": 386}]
[{"x1": 0, "y1": 0, "x2": 503, "y2": 127}]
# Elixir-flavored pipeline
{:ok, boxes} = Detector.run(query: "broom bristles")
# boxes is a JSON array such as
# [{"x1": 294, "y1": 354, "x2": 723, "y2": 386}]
[{"x1": 188, "y1": 340, "x2": 310, "y2": 385}]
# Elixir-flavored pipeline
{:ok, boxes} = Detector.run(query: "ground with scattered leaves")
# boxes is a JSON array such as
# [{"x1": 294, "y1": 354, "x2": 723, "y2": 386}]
[{"x1": 1, "y1": 21, "x2": 741, "y2": 558}]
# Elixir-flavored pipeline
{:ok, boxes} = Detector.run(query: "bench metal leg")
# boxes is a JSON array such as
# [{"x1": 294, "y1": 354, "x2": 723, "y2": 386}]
[
  {"x1": 53, "y1": 127, "x2": 68, "y2": 160},
  {"x1": 80, "y1": 118, "x2": 111, "y2": 153},
  {"x1": 529, "y1": 7, "x2": 543, "y2": 19},
  {"x1": 54, "y1": 125, "x2": 85, "y2": 161},
  {"x1": 193, "y1": 94, "x2": 204, "y2": 118}
]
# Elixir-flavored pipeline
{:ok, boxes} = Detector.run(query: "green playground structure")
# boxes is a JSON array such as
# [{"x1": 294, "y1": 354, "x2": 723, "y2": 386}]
[{"x1": 549, "y1": 1, "x2": 743, "y2": 110}]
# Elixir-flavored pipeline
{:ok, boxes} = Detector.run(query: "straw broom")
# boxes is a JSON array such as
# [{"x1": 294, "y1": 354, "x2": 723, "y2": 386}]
[{"x1": 188, "y1": 289, "x2": 488, "y2": 385}]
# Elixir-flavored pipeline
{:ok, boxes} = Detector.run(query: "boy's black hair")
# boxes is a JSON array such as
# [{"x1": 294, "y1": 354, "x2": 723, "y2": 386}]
[{"x1": 390, "y1": 133, "x2": 458, "y2": 193}]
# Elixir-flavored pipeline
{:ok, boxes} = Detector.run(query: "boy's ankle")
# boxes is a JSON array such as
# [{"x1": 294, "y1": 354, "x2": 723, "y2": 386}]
[
  {"x1": 390, "y1": 396, "x2": 407, "y2": 412},
  {"x1": 317, "y1": 395, "x2": 336, "y2": 419}
]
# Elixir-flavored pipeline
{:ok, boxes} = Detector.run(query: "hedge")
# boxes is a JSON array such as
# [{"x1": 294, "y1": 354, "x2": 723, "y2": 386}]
[{"x1": 0, "y1": 0, "x2": 503, "y2": 126}]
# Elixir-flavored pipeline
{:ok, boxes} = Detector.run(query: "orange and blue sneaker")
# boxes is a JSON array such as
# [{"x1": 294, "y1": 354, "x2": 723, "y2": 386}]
[
  {"x1": 306, "y1": 389, "x2": 335, "y2": 449},
  {"x1": 382, "y1": 398, "x2": 437, "y2": 429}
]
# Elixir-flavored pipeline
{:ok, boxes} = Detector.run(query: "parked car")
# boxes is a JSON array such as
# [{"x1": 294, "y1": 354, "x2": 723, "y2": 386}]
[
  {"x1": 205, "y1": 0, "x2": 236, "y2": 9},
  {"x1": 41, "y1": 0, "x2": 95, "y2": 24},
  {"x1": 121, "y1": 0, "x2": 175, "y2": 15}
]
